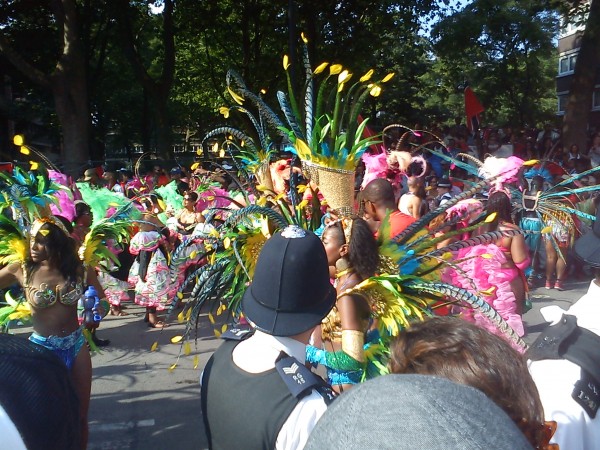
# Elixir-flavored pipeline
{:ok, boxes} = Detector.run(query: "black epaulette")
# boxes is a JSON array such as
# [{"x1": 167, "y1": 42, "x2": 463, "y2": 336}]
[
  {"x1": 220, "y1": 325, "x2": 254, "y2": 341},
  {"x1": 527, "y1": 314, "x2": 600, "y2": 418},
  {"x1": 275, "y1": 353, "x2": 336, "y2": 406}
]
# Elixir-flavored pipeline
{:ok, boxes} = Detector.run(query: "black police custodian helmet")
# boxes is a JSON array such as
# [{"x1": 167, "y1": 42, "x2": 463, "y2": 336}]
[{"x1": 241, "y1": 225, "x2": 336, "y2": 336}]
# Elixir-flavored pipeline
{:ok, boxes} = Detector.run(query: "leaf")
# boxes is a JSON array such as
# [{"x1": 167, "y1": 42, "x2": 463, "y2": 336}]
[
  {"x1": 177, "y1": 311, "x2": 185, "y2": 323},
  {"x1": 214, "y1": 329, "x2": 222, "y2": 338},
  {"x1": 177, "y1": 291, "x2": 184, "y2": 299},
  {"x1": 193, "y1": 355, "x2": 199, "y2": 369},
  {"x1": 170, "y1": 335, "x2": 183, "y2": 344},
  {"x1": 151, "y1": 341, "x2": 159, "y2": 352},
  {"x1": 221, "y1": 324, "x2": 228, "y2": 333},
  {"x1": 208, "y1": 312, "x2": 215, "y2": 324},
  {"x1": 184, "y1": 342, "x2": 191, "y2": 355},
  {"x1": 168, "y1": 363, "x2": 177, "y2": 372}
]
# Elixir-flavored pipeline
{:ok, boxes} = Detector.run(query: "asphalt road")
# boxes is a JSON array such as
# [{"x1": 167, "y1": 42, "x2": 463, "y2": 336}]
[{"x1": 8, "y1": 276, "x2": 590, "y2": 450}]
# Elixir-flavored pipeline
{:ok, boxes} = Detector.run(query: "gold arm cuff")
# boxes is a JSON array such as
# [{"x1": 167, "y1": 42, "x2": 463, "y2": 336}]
[{"x1": 342, "y1": 329, "x2": 365, "y2": 363}]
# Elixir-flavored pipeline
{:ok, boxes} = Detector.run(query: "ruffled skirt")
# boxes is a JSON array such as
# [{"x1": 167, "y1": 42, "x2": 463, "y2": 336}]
[
  {"x1": 128, "y1": 231, "x2": 170, "y2": 310},
  {"x1": 443, "y1": 244, "x2": 525, "y2": 341}
]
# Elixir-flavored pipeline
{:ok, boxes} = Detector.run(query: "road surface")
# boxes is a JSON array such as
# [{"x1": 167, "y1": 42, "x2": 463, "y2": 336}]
[{"x1": 9, "y1": 277, "x2": 589, "y2": 450}]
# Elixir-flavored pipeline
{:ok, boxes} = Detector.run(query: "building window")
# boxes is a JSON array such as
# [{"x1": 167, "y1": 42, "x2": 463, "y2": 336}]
[
  {"x1": 558, "y1": 54, "x2": 577, "y2": 75},
  {"x1": 558, "y1": 93, "x2": 569, "y2": 114}
]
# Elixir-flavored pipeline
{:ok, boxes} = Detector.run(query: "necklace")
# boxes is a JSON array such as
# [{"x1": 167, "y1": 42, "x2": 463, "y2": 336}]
[{"x1": 335, "y1": 268, "x2": 354, "y2": 279}]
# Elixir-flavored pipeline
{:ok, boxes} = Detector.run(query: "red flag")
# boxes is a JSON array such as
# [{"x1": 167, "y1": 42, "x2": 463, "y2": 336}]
[{"x1": 464, "y1": 86, "x2": 484, "y2": 132}]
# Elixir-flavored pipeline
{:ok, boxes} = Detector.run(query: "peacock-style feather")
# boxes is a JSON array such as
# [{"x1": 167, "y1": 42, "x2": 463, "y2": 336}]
[
  {"x1": 222, "y1": 204, "x2": 288, "y2": 229},
  {"x1": 408, "y1": 281, "x2": 527, "y2": 349},
  {"x1": 393, "y1": 178, "x2": 492, "y2": 245},
  {"x1": 0, "y1": 165, "x2": 69, "y2": 224},
  {"x1": 226, "y1": 69, "x2": 286, "y2": 134},
  {"x1": 277, "y1": 91, "x2": 305, "y2": 141}
]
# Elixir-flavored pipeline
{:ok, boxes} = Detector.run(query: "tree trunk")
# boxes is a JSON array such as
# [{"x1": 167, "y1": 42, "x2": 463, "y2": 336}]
[
  {"x1": 115, "y1": 0, "x2": 175, "y2": 160},
  {"x1": 562, "y1": 0, "x2": 600, "y2": 152},
  {"x1": 153, "y1": 92, "x2": 172, "y2": 159},
  {"x1": 55, "y1": 87, "x2": 90, "y2": 175},
  {"x1": 0, "y1": 0, "x2": 91, "y2": 176}
]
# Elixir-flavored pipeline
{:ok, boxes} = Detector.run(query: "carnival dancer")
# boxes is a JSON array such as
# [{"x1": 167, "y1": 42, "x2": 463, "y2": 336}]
[
  {"x1": 444, "y1": 191, "x2": 529, "y2": 342},
  {"x1": 0, "y1": 217, "x2": 106, "y2": 448},
  {"x1": 128, "y1": 194, "x2": 171, "y2": 328},
  {"x1": 310, "y1": 217, "x2": 380, "y2": 391},
  {"x1": 543, "y1": 207, "x2": 573, "y2": 291},
  {"x1": 519, "y1": 173, "x2": 547, "y2": 286},
  {"x1": 175, "y1": 191, "x2": 205, "y2": 234},
  {"x1": 398, "y1": 176, "x2": 426, "y2": 219}
]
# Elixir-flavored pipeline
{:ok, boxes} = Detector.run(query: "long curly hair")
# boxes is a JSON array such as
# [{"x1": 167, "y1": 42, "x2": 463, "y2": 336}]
[
  {"x1": 26, "y1": 222, "x2": 81, "y2": 283},
  {"x1": 328, "y1": 217, "x2": 379, "y2": 280}
]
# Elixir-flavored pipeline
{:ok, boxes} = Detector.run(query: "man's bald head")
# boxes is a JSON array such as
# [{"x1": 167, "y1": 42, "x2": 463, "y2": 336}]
[{"x1": 361, "y1": 178, "x2": 396, "y2": 210}]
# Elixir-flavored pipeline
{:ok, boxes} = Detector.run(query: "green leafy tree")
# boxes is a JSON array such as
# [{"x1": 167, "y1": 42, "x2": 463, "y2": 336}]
[
  {"x1": 429, "y1": 0, "x2": 558, "y2": 128},
  {"x1": 0, "y1": 0, "x2": 91, "y2": 175},
  {"x1": 112, "y1": 0, "x2": 176, "y2": 158}
]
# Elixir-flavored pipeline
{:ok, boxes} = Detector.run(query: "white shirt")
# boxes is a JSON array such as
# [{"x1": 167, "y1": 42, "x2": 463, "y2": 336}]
[
  {"x1": 0, "y1": 405, "x2": 27, "y2": 450},
  {"x1": 528, "y1": 280, "x2": 600, "y2": 450},
  {"x1": 230, "y1": 330, "x2": 329, "y2": 450}
]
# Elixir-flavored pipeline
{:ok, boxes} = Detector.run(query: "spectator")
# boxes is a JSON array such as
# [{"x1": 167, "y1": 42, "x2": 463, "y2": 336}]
[
  {"x1": 588, "y1": 133, "x2": 600, "y2": 168},
  {"x1": 536, "y1": 123, "x2": 560, "y2": 144},
  {"x1": 360, "y1": 178, "x2": 416, "y2": 238},
  {"x1": 83, "y1": 168, "x2": 103, "y2": 187},
  {"x1": 305, "y1": 374, "x2": 533, "y2": 450},
  {"x1": 388, "y1": 317, "x2": 549, "y2": 449},
  {"x1": 568, "y1": 143, "x2": 584, "y2": 161},
  {"x1": 103, "y1": 171, "x2": 124, "y2": 195},
  {"x1": 0, "y1": 334, "x2": 81, "y2": 450},
  {"x1": 169, "y1": 167, "x2": 183, "y2": 183},
  {"x1": 436, "y1": 178, "x2": 453, "y2": 206},
  {"x1": 201, "y1": 226, "x2": 336, "y2": 450}
]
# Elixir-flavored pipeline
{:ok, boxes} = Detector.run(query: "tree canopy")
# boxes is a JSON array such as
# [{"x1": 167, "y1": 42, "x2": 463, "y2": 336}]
[{"x1": 0, "y1": 0, "x2": 596, "y2": 170}]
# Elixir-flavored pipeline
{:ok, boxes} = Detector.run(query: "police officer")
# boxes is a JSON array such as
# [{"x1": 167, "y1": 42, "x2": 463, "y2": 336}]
[{"x1": 201, "y1": 225, "x2": 336, "y2": 450}]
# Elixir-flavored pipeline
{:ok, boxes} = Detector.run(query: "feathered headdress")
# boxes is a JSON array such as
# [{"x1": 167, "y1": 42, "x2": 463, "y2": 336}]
[{"x1": 478, "y1": 156, "x2": 525, "y2": 196}]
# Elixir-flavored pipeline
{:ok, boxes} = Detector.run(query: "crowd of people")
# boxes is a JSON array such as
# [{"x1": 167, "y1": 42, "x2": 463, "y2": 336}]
[{"x1": 0, "y1": 117, "x2": 599, "y2": 450}]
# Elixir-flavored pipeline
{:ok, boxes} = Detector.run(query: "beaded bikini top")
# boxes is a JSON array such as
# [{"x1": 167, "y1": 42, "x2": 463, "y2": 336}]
[{"x1": 23, "y1": 266, "x2": 83, "y2": 309}]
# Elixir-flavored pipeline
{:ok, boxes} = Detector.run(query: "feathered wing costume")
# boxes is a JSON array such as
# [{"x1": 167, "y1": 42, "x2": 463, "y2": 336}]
[
  {"x1": 0, "y1": 167, "x2": 138, "y2": 335},
  {"x1": 0, "y1": 166, "x2": 69, "y2": 329},
  {"x1": 514, "y1": 164, "x2": 600, "y2": 260}
]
